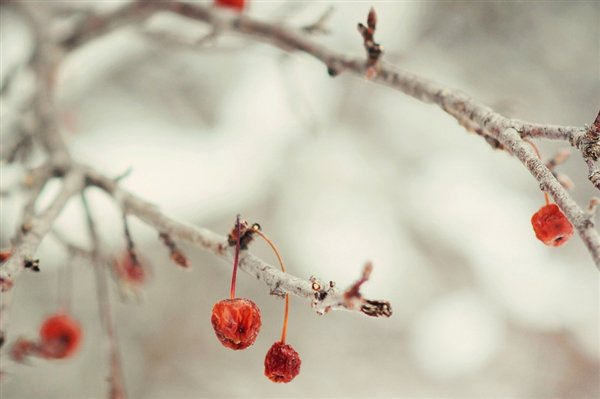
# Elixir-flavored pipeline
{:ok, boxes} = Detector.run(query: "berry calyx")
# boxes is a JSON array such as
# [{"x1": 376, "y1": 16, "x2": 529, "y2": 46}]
[
  {"x1": 211, "y1": 215, "x2": 262, "y2": 350},
  {"x1": 211, "y1": 298, "x2": 262, "y2": 350},
  {"x1": 531, "y1": 204, "x2": 574, "y2": 246},
  {"x1": 39, "y1": 313, "x2": 82, "y2": 359},
  {"x1": 214, "y1": 0, "x2": 245, "y2": 12},
  {"x1": 264, "y1": 341, "x2": 301, "y2": 383}
]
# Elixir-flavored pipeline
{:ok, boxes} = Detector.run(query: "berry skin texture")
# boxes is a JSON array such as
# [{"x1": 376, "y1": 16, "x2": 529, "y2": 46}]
[
  {"x1": 264, "y1": 341, "x2": 301, "y2": 383},
  {"x1": 531, "y1": 204, "x2": 574, "y2": 246},
  {"x1": 214, "y1": 0, "x2": 245, "y2": 12},
  {"x1": 39, "y1": 313, "x2": 82, "y2": 359},
  {"x1": 211, "y1": 298, "x2": 261, "y2": 350}
]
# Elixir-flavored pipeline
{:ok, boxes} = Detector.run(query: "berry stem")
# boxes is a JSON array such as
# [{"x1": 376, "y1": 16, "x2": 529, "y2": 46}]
[
  {"x1": 252, "y1": 227, "x2": 289, "y2": 343},
  {"x1": 524, "y1": 139, "x2": 550, "y2": 206},
  {"x1": 230, "y1": 215, "x2": 242, "y2": 300},
  {"x1": 57, "y1": 259, "x2": 73, "y2": 313}
]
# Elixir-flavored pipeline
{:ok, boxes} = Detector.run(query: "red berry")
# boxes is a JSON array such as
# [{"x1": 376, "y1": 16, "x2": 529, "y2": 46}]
[
  {"x1": 214, "y1": 0, "x2": 245, "y2": 12},
  {"x1": 531, "y1": 204, "x2": 574, "y2": 246},
  {"x1": 264, "y1": 341, "x2": 301, "y2": 383},
  {"x1": 39, "y1": 313, "x2": 82, "y2": 359},
  {"x1": 211, "y1": 298, "x2": 261, "y2": 350}
]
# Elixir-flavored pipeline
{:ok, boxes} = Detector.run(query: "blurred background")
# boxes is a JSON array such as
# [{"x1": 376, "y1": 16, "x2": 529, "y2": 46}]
[{"x1": 1, "y1": 1, "x2": 599, "y2": 398}]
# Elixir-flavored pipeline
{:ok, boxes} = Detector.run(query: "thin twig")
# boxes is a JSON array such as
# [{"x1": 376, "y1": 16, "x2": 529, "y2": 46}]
[{"x1": 81, "y1": 192, "x2": 128, "y2": 399}]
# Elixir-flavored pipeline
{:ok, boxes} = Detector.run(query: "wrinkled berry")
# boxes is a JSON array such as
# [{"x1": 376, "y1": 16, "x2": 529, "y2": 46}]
[
  {"x1": 264, "y1": 341, "x2": 301, "y2": 383},
  {"x1": 211, "y1": 298, "x2": 261, "y2": 350},
  {"x1": 39, "y1": 313, "x2": 82, "y2": 359},
  {"x1": 215, "y1": 0, "x2": 245, "y2": 12},
  {"x1": 531, "y1": 204, "x2": 574, "y2": 246}
]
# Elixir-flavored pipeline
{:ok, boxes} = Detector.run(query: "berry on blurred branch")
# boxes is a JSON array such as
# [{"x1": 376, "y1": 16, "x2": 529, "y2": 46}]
[{"x1": 10, "y1": 313, "x2": 82, "y2": 363}]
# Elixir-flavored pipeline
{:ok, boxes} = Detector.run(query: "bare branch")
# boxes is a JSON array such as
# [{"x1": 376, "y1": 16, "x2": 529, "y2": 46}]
[
  {"x1": 0, "y1": 170, "x2": 84, "y2": 288},
  {"x1": 81, "y1": 193, "x2": 128, "y2": 399},
  {"x1": 16, "y1": 3, "x2": 71, "y2": 164},
  {"x1": 81, "y1": 164, "x2": 385, "y2": 314},
  {"x1": 0, "y1": 170, "x2": 84, "y2": 350}
]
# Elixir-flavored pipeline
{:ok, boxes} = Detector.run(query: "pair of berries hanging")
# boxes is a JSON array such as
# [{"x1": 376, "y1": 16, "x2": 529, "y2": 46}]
[
  {"x1": 11, "y1": 313, "x2": 82, "y2": 362},
  {"x1": 210, "y1": 216, "x2": 300, "y2": 383}
]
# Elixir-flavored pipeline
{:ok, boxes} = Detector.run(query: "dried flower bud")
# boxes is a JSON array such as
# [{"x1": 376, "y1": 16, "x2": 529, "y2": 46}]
[
  {"x1": 211, "y1": 298, "x2": 261, "y2": 350},
  {"x1": 264, "y1": 341, "x2": 301, "y2": 383},
  {"x1": 531, "y1": 204, "x2": 574, "y2": 246}
]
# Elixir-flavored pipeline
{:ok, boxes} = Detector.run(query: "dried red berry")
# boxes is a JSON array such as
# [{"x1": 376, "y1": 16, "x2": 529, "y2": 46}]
[
  {"x1": 211, "y1": 298, "x2": 261, "y2": 350},
  {"x1": 531, "y1": 204, "x2": 574, "y2": 246},
  {"x1": 264, "y1": 341, "x2": 301, "y2": 383},
  {"x1": 215, "y1": 0, "x2": 245, "y2": 12},
  {"x1": 39, "y1": 313, "x2": 82, "y2": 359}
]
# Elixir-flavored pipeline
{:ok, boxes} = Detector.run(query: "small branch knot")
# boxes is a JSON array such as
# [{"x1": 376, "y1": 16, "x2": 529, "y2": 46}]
[{"x1": 24, "y1": 258, "x2": 40, "y2": 272}]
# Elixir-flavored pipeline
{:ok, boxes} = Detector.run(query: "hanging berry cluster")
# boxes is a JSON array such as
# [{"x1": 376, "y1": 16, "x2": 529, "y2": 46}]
[{"x1": 211, "y1": 216, "x2": 301, "y2": 383}]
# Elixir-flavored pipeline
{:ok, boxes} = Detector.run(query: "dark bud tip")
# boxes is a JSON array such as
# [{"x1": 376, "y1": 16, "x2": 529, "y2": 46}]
[{"x1": 367, "y1": 8, "x2": 377, "y2": 30}]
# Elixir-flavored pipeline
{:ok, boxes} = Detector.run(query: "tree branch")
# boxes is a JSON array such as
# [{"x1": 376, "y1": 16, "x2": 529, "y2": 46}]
[
  {"x1": 81, "y1": 164, "x2": 388, "y2": 315},
  {"x1": 54, "y1": 1, "x2": 598, "y2": 262},
  {"x1": 0, "y1": 170, "x2": 84, "y2": 347},
  {"x1": 81, "y1": 192, "x2": 128, "y2": 399},
  {"x1": 53, "y1": 3, "x2": 597, "y2": 180}
]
